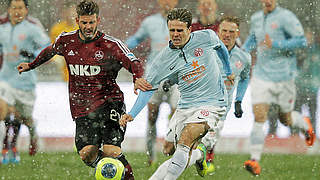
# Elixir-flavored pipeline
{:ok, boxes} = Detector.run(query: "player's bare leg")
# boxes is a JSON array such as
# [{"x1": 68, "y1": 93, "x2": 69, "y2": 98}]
[
  {"x1": 103, "y1": 145, "x2": 134, "y2": 180},
  {"x1": 20, "y1": 117, "x2": 38, "y2": 156},
  {"x1": 163, "y1": 122, "x2": 209, "y2": 180},
  {"x1": 147, "y1": 103, "x2": 159, "y2": 166},
  {"x1": 281, "y1": 111, "x2": 315, "y2": 146},
  {"x1": 2, "y1": 113, "x2": 21, "y2": 164},
  {"x1": 244, "y1": 103, "x2": 268, "y2": 176}
]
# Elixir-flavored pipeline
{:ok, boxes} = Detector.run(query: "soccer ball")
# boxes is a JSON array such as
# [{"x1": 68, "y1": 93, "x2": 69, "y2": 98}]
[{"x1": 95, "y1": 157, "x2": 125, "y2": 180}]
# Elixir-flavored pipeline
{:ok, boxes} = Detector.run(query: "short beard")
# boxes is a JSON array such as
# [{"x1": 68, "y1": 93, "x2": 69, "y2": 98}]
[{"x1": 79, "y1": 27, "x2": 97, "y2": 41}]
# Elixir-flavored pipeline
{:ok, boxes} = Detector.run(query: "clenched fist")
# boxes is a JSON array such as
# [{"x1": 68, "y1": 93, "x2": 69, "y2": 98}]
[{"x1": 119, "y1": 114, "x2": 134, "y2": 127}]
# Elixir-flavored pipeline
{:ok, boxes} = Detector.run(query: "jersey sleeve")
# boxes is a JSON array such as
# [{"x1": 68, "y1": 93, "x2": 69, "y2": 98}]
[
  {"x1": 52, "y1": 32, "x2": 66, "y2": 55},
  {"x1": 282, "y1": 11, "x2": 304, "y2": 37},
  {"x1": 207, "y1": 29, "x2": 221, "y2": 49},
  {"x1": 31, "y1": 25, "x2": 50, "y2": 49},
  {"x1": 125, "y1": 19, "x2": 149, "y2": 49},
  {"x1": 110, "y1": 39, "x2": 144, "y2": 82},
  {"x1": 144, "y1": 50, "x2": 178, "y2": 90},
  {"x1": 235, "y1": 52, "x2": 251, "y2": 102}
]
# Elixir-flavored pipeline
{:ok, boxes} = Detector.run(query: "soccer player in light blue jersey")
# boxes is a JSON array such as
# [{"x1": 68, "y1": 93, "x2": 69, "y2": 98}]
[
  {"x1": 242, "y1": 0, "x2": 314, "y2": 176},
  {"x1": 201, "y1": 15, "x2": 251, "y2": 173},
  {"x1": 120, "y1": 8, "x2": 234, "y2": 179},
  {"x1": 125, "y1": 0, "x2": 180, "y2": 166},
  {"x1": 0, "y1": 0, "x2": 50, "y2": 163}
]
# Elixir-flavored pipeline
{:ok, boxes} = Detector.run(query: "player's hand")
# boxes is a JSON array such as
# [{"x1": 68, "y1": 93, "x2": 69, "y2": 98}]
[
  {"x1": 234, "y1": 101, "x2": 243, "y2": 118},
  {"x1": 119, "y1": 114, "x2": 134, "y2": 127},
  {"x1": 259, "y1": 34, "x2": 272, "y2": 49},
  {"x1": 134, "y1": 78, "x2": 152, "y2": 95},
  {"x1": 17, "y1": 63, "x2": 31, "y2": 74},
  {"x1": 162, "y1": 80, "x2": 171, "y2": 92},
  {"x1": 227, "y1": 73, "x2": 235, "y2": 85}
]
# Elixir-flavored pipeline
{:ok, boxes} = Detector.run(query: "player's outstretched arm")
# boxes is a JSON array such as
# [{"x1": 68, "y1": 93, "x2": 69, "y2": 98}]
[
  {"x1": 119, "y1": 90, "x2": 154, "y2": 127},
  {"x1": 134, "y1": 78, "x2": 153, "y2": 95}
]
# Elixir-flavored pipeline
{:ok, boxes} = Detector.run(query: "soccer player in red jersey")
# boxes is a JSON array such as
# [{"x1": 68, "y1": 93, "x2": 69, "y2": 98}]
[
  {"x1": 17, "y1": 1, "x2": 143, "y2": 179},
  {"x1": 191, "y1": 0, "x2": 220, "y2": 33}
]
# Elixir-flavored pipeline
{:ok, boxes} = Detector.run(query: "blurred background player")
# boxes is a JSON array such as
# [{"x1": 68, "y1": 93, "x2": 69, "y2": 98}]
[
  {"x1": 17, "y1": 1, "x2": 143, "y2": 179},
  {"x1": 242, "y1": 0, "x2": 314, "y2": 175},
  {"x1": 191, "y1": 0, "x2": 219, "y2": 32},
  {"x1": 0, "y1": 0, "x2": 50, "y2": 164},
  {"x1": 49, "y1": 1, "x2": 78, "y2": 82},
  {"x1": 201, "y1": 15, "x2": 251, "y2": 173},
  {"x1": 293, "y1": 29, "x2": 320, "y2": 138},
  {"x1": 125, "y1": 0, "x2": 179, "y2": 166}
]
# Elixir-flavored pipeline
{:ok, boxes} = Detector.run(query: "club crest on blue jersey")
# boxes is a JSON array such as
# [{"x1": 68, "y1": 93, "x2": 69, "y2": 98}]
[{"x1": 194, "y1": 48, "x2": 203, "y2": 57}]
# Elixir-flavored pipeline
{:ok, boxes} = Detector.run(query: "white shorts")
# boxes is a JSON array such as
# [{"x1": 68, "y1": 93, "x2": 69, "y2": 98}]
[
  {"x1": 250, "y1": 77, "x2": 296, "y2": 113},
  {"x1": 149, "y1": 83, "x2": 180, "y2": 109},
  {"x1": 0, "y1": 82, "x2": 35, "y2": 118},
  {"x1": 165, "y1": 106, "x2": 226, "y2": 145}
]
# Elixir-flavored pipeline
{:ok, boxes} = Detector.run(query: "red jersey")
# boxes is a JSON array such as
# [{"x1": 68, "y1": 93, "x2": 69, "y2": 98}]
[
  {"x1": 191, "y1": 21, "x2": 220, "y2": 33},
  {"x1": 30, "y1": 30, "x2": 143, "y2": 119}
]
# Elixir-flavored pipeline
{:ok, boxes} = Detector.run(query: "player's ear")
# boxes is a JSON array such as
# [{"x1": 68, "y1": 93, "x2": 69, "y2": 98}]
[
  {"x1": 76, "y1": 17, "x2": 79, "y2": 25},
  {"x1": 236, "y1": 28, "x2": 240, "y2": 38},
  {"x1": 97, "y1": 16, "x2": 101, "y2": 24}
]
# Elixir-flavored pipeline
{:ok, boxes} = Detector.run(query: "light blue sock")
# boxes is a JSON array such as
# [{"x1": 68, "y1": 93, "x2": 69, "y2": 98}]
[{"x1": 164, "y1": 144, "x2": 190, "y2": 180}]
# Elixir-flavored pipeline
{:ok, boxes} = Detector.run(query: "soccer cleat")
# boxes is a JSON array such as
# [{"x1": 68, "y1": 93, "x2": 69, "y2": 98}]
[
  {"x1": 10, "y1": 147, "x2": 20, "y2": 164},
  {"x1": 2, "y1": 149, "x2": 9, "y2": 165},
  {"x1": 244, "y1": 159, "x2": 261, "y2": 176},
  {"x1": 29, "y1": 139, "x2": 38, "y2": 156},
  {"x1": 303, "y1": 117, "x2": 315, "y2": 146},
  {"x1": 207, "y1": 162, "x2": 215, "y2": 174},
  {"x1": 195, "y1": 143, "x2": 208, "y2": 177}
]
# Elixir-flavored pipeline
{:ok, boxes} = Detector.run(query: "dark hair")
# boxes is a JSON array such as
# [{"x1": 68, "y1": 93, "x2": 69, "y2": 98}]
[
  {"x1": 220, "y1": 15, "x2": 240, "y2": 28},
  {"x1": 7, "y1": 0, "x2": 28, "y2": 8},
  {"x1": 167, "y1": 8, "x2": 192, "y2": 28},
  {"x1": 76, "y1": 0, "x2": 99, "y2": 17}
]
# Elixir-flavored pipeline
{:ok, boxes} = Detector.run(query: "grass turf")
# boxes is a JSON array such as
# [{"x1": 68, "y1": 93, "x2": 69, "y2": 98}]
[{"x1": 0, "y1": 152, "x2": 319, "y2": 180}]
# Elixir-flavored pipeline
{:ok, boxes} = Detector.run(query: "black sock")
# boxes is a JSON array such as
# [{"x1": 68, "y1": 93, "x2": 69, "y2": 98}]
[{"x1": 117, "y1": 153, "x2": 134, "y2": 180}]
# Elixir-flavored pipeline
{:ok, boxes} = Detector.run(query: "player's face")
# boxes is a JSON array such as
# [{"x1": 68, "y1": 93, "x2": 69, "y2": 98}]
[
  {"x1": 218, "y1": 20, "x2": 239, "y2": 50},
  {"x1": 168, "y1": 20, "x2": 191, "y2": 48},
  {"x1": 198, "y1": 0, "x2": 217, "y2": 17},
  {"x1": 260, "y1": 0, "x2": 277, "y2": 13},
  {"x1": 158, "y1": 0, "x2": 178, "y2": 14},
  {"x1": 76, "y1": 14, "x2": 100, "y2": 41},
  {"x1": 8, "y1": 0, "x2": 28, "y2": 25}
]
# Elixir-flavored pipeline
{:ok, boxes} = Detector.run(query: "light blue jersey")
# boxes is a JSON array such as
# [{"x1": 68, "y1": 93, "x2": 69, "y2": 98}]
[
  {"x1": 243, "y1": 6, "x2": 306, "y2": 82},
  {"x1": 217, "y1": 46, "x2": 251, "y2": 113},
  {"x1": 0, "y1": 19, "x2": 50, "y2": 90},
  {"x1": 146, "y1": 30, "x2": 228, "y2": 109},
  {"x1": 126, "y1": 13, "x2": 169, "y2": 68}
]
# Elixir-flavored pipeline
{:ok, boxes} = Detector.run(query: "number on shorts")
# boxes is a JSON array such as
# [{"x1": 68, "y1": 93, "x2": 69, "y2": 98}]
[{"x1": 110, "y1": 109, "x2": 120, "y2": 122}]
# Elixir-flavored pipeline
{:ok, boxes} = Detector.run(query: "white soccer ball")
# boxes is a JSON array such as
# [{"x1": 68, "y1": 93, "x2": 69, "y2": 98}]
[{"x1": 95, "y1": 157, "x2": 125, "y2": 180}]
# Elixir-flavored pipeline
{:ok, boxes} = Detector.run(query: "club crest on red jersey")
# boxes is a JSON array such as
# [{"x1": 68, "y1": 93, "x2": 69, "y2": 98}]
[
  {"x1": 95, "y1": 50, "x2": 104, "y2": 60},
  {"x1": 194, "y1": 48, "x2": 203, "y2": 57}
]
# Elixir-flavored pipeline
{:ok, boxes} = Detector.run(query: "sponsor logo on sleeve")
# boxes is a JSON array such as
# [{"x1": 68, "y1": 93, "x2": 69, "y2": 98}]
[{"x1": 126, "y1": 52, "x2": 137, "y2": 61}]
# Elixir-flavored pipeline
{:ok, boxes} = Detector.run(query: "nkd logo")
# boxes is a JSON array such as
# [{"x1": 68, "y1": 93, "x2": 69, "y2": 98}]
[{"x1": 69, "y1": 64, "x2": 101, "y2": 76}]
